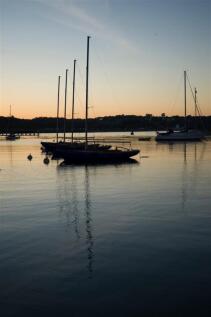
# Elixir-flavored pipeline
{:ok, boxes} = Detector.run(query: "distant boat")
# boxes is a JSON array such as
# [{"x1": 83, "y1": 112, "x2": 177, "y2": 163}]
[
  {"x1": 5, "y1": 105, "x2": 20, "y2": 141},
  {"x1": 155, "y1": 129, "x2": 204, "y2": 141},
  {"x1": 138, "y1": 137, "x2": 151, "y2": 141},
  {"x1": 6, "y1": 133, "x2": 20, "y2": 141},
  {"x1": 156, "y1": 71, "x2": 205, "y2": 142},
  {"x1": 58, "y1": 36, "x2": 140, "y2": 164}
]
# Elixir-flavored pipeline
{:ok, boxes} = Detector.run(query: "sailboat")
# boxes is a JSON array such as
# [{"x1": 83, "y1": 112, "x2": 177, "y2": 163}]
[
  {"x1": 156, "y1": 71, "x2": 205, "y2": 141},
  {"x1": 41, "y1": 63, "x2": 111, "y2": 154},
  {"x1": 6, "y1": 105, "x2": 20, "y2": 141},
  {"x1": 56, "y1": 36, "x2": 140, "y2": 163},
  {"x1": 6, "y1": 134, "x2": 20, "y2": 141}
]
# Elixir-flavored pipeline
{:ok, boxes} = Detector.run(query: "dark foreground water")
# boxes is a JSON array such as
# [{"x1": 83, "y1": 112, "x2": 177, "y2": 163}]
[{"x1": 0, "y1": 134, "x2": 211, "y2": 316}]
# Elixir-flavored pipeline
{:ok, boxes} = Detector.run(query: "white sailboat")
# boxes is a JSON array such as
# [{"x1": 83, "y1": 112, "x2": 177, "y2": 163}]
[{"x1": 156, "y1": 71, "x2": 205, "y2": 141}]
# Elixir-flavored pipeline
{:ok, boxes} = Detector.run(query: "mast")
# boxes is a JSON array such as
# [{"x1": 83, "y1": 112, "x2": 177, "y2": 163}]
[
  {"x1": 85, "y1": 36, "x2": 90, "y2": 150},
  {"x1": 184, "y1": 70, "x2": 187, "y2": 130},
  {"x1": 9, "y1": 105, "x2": 12, "y2": 135},
  {"x1": 71, "y1": 59, "x2": 76, "y2": 143},
  {"x1": 63, "y1": 69, "x2": 68, "y2": 142},
  {"x1": 194, "y1": 88, "x2": 197, "y2": 117},
  {"x1": 56, "y1": 75, "x2": 61, "y2": 143}
]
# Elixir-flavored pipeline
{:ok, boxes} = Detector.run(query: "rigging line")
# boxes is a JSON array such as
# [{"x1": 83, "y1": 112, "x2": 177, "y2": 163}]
[
  {"x1": 87, "y1": 99, "x2": 96, "y2": 118},
  {"x1": 77, "y1": 62, "x2": 97, "y2": 116},
  {"x1": 75, "y1": 85, "x2": 96, "y2": 118},
  {"x1": 74, "y1": 94, "x2": 83, "y2": 118},
  {"x1": 187, "y1": 75, "x2": 198, "y2": 114},
  {"x1": 168, "y1": 72, "x2": 183, "y2": 115},
  {"x1": 195, "y1": 101, "x2": 202, "y2": 117},
  {"x1": 75, "y1": 92, "x2": 87, "y2": 115},
  {"x1": 186, "y1": 75, "x2": 203, "y2": 116},
  {"x1": 186, "y1": 75, "x2": 197, "y2": 106},
  {"x1": 92, "y1": 43, "x2": 120, "y2": 110},
  {"x1": 74, "y1": 71, "x2": 85, "y2": 117},
  {"x1": 77, "y1": 63, "x2": 86, "y2": 91},
  {"x1": 186, "y1": 74, "x2": 206, "y2": 130},
  {"x1": 194, "y1": 92, "x2": 204, "y2": 117},
  {"x1": 75, "y1": 64, "x2": 88, "y2": 117},
  {"x1": 75, "y1": 91, "x2": 84, "y2": 114}
]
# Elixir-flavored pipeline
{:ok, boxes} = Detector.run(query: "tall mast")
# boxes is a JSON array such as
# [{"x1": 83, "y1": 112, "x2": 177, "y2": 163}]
[
  {"x1": 71, "y1": 59, "x2": 76, "y2": 143},
  {"x1": 184, "y1": 70, "x2": 187, "y2": 130},
  {"x1": 56, "y1": 75, "x2": 61, "y2": 143},
  {"x1": 85, "y1": 36, "x2": 90, "y2": 150},
  {"x1": 63, "y1": 69, "x2": 68, "y2": 142},
  {"x1": 194, "y1": 88, "x2": 197, "y2": 117},
  {"x1": 9, "y1": 105, "x2": 12, "y2": 134}
]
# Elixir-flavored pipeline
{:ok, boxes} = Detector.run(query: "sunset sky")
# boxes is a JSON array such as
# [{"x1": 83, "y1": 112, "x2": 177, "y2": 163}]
[{"x1": 0, "y1": 0, "x2": 210, "y2": 118}]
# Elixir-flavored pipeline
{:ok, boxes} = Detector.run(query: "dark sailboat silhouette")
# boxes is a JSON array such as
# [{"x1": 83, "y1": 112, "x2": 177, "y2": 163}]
[
  {"x1": 41, "y1": 62, "x2": 111, "y2": 154},
  {"x1": 57, "y1": 36, "x2": 140, "y2": 164}
]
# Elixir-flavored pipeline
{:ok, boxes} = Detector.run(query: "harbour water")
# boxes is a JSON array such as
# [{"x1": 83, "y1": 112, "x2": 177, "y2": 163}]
[{"x1": 0, "y1": 133, "x2": 211, "y2": 316}]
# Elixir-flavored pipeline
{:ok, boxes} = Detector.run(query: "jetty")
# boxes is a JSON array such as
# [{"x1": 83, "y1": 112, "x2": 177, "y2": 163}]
[{"x1": 0, "y1": 131, "x2": 40, "y2": 137}]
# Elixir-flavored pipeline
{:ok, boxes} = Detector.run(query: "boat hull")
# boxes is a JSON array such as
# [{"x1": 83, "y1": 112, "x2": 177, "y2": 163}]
[
  {"x1": 56, "y1": 148, "x2": 140, "y2": 163},
  {"x1": 155, "y1": 130, "x2": 204, "y2": 141},
  {"x1": 6, "y1": 134, "x2": 20, "y2": 141},
  {"x1": 41, "y1": 141, "x2": 111, "y2": 153},
  {"x1": 138, "y1": 137, "x2": 151, "y2": 141}
]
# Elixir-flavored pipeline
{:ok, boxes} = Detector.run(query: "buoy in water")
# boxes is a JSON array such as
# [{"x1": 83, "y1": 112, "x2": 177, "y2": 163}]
[
  {"x1": 43, "y1": 157, "x2": 50, "y2": 165},
  {"x1": 27, "y1": 154, "x2": 33, "y2": 161}
]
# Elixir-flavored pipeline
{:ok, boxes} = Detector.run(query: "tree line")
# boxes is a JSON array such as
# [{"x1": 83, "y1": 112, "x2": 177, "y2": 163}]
[{"x1": 0, "y1": 115, "x2": 210, "y2": 133}]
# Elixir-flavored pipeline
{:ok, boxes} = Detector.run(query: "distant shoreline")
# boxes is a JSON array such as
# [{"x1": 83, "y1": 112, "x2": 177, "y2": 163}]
[{"x1": 0, "y1": 114, "x2": 210, "y2": 134}]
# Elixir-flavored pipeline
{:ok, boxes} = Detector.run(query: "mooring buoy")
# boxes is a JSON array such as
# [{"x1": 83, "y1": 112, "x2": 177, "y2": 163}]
[{"x1": 43, "y1": 157, "x2": 50, "y2": 165}]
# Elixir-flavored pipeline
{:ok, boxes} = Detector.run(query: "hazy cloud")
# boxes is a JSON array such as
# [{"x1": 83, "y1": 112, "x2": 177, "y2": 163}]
[{"x1": 32, "y1": 0, "x2": 138, "y2": 54}]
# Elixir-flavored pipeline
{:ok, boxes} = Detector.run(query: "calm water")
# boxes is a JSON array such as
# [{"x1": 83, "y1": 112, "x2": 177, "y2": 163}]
[{"x1": 0, "y1": 133, "x2": 211, "y2": 316}]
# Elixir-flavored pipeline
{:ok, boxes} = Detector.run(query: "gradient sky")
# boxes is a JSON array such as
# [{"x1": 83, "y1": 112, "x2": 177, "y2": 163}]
[{"x1": 0, "y1": 0, "x2": 210, "y2": 118}]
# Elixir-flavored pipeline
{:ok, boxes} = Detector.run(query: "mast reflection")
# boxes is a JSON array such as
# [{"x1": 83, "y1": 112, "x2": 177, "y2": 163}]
[
  {"x1": 181, "y1": 142, "x2": 206, "y2": 211},
  {"x1": 181, "y1": 142, "x2": 187, "y2": 212},
  {"x1": 84, "y1": 166, "x2": 94, "y2": 278},
  {"x1": 56, "y1": 166, "x2": 80, "y2": 239},
  {"x1": 56, "y1": 165, "x2": 94, "y2": 277}
]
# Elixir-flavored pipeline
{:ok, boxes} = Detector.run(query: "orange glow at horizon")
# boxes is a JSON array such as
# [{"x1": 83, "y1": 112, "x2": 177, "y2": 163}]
[{"x1": 1, "y1": 77, "x2": 210, "y2": 119}]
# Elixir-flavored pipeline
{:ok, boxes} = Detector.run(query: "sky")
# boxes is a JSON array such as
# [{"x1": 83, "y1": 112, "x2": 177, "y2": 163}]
[{"x1": 0, "y1": 0, "x2": 210, "y2": 118}]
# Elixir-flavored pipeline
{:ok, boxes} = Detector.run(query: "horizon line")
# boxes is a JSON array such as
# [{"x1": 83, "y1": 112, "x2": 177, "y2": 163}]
[{"x1": 1, "y1": 114, "x2": 211, "y2": 120}]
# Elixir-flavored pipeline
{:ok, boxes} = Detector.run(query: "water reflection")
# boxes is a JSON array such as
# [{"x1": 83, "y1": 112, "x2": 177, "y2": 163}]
[
  {"x1": 56, "y1": 165, "x2": 94, "y2": 277},
  {"x1": 84, "y1": 166, "x2": 94, "y2": 278},
  {"x1": 3, "y1": 143, "x2": 14, "y2": 167},
  {"x1": 180, "y1": 142, "x2": 206, "y2": 211},
  {"x1": 181, "y1": 143, "x2": 187, "y2": 211},
  {"x1": 59, "y1": 157, "x2": 139, "y2": 167},
  {"x1": 155, "y1": 141, "x2": 207, "y2": 211},
  {"x1": 56, "y1": 167, "x2": 80, "y2": 239}
]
